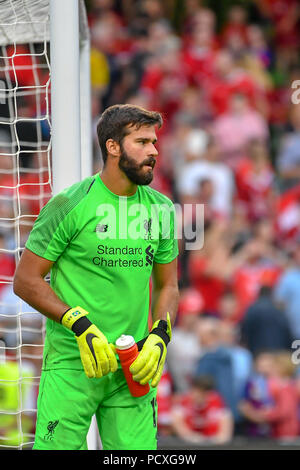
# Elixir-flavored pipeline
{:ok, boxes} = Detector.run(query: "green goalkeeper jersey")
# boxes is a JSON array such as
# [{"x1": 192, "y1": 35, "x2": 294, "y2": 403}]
[{"x1": 25, "y1": 174, "x2": 178, "y2": 370}]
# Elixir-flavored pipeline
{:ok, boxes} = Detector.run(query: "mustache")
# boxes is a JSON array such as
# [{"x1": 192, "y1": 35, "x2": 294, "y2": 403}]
[{"x1": 140, "y1": 157, "x2": 156, "y2": 168}]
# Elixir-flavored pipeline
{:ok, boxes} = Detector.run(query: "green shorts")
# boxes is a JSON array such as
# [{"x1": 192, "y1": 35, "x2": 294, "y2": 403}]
[{"x1": 33, "y1": 368, "x2": 158, "y2": 450}]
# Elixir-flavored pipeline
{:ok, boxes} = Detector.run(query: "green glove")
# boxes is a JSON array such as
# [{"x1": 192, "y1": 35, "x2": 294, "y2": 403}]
[
  {"x1": 61, "y1": 306, "x2": 118, "y2": 379},
  {"x1": 129, "y1": 313, "x2": 172, "y2": 388}
]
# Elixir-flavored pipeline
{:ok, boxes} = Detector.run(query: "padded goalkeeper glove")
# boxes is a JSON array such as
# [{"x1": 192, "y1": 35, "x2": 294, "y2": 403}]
[
  {"x1": 61, "y1": 306, "x2": 118, "y2": 379},
  {"x1": 129, "y1": 312, "x2": 172, "y2": 388}
]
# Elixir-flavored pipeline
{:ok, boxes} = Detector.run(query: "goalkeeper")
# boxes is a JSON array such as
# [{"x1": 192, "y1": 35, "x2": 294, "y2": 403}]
[{"x1": 13, "y1": 104, "x2": 179, "y2": 450}]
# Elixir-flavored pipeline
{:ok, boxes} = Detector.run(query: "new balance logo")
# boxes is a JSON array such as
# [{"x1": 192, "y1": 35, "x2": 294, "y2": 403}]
[
  {"x1": 145, "y1": 245, "x2": 154, "y2": 266},
  {"x1": 94, "y1": 223, "x2": 109, "y2": 233}
]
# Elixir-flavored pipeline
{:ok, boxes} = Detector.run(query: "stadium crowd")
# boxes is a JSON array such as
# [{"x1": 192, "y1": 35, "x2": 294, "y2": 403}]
[{"x1": 1, "y1": 0, "x2": 300, "y2": 446}]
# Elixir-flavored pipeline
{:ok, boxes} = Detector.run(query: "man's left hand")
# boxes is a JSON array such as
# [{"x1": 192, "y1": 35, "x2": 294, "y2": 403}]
[{"x1": 129, "y1": 313, "x2": 172, "y2": 388}]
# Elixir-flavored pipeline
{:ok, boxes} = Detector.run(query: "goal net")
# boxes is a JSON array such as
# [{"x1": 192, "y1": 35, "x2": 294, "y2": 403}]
[{"x1": 0, "y1": 0, "x2": 92, "y2": 449}]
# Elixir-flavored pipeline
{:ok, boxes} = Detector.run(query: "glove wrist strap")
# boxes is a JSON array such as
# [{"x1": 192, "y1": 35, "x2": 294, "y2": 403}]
[
  {"x1": 60, "y1": 306, "x2": 91, "y2": 336},
  {"x1": 151, "y1": 320, "x2": 171, "y2": 347},
  {"x1": 72, "y1": 316, "x2": 92, "y2": 336}
]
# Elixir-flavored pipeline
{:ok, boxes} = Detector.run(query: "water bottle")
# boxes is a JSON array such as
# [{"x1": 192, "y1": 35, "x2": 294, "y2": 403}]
[{"x1": 115, "y1": 334, "x2": 150, "y2": 397}]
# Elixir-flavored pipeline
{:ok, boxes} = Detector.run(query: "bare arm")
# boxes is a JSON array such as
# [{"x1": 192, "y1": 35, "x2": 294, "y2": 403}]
[
  {"x1": 171, "y1": 408, "x2": 205, "y2": 444},
  {"x1": 212, "y1": 410, "x2": 234, "y2": 444},
  {"x1": 13, "y1": 248, "x2": 70, "y2": 323},
  {"x1": 151, "y1": 258, "x2": 179, "y2": 327}
]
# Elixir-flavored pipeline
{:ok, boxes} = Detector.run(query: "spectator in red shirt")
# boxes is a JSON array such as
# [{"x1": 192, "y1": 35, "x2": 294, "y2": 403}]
[
  {"x1": 234, "y1": 138, "x2": 276, "y2": 223},
  {"x1": 231, "y1": 237, "x2": 282, "y2": 321},
  {"x1": 182, "y1": 12, "x2": 219, "y2": 88},
  {"x1": 221, "y1": 5, "x2": 248, "y2": 49},
  {"x1": 171, "y1": 375, "x2": 233, "y2": 444},
  {"x1": 18, "y1": 151, "x2": 52, "y2": 216},
  {"x1": 275, "y1": 184, "x2": 300, "y2": 247},
  {"x1": 188, "y1": 220, "x2": 229, "y2": 315},
  {"x1": 140, "y1": 38, "x2": 188, "y2": 120},
  {"x1": 156, "y1": 365, "x2": 174, "y2": 437},
  {"x1": 204, "y1": 49, "x2": 268, "y2": 118},
  {"x1": 256, "y1": 0, "x2": 300, "y2": 71},
  {"x1": 0, "y1": 233, "x2": 15, "y2": 295}
]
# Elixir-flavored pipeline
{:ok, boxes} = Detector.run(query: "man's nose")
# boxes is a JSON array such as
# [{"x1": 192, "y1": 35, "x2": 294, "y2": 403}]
[{"x1": 149, "y1": 143, "x2": 158, "y2": 156}]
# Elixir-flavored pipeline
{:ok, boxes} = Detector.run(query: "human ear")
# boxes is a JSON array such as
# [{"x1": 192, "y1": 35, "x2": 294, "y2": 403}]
[{"x1": 106, "y1": 139, "x2": 121, "y2": 157}]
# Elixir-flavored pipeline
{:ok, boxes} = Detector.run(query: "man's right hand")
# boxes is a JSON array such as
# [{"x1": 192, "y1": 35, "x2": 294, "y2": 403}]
[{"x1": 61, "y1": 307, "x2": 118, "y2": 378}]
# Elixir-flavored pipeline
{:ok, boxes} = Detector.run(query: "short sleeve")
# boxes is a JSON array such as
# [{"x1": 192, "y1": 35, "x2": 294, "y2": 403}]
[
  {"x1": 154, "y1": 202, "x2": 179, "y2": 264},
  {"x1": 25, "y1": 193, "x2": 76, "y2": 262}
]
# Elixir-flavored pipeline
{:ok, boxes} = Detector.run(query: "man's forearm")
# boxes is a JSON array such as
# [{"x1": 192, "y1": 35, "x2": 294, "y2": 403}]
[
  {"x1": 152, "y1": 284, "x2": 179, "y2": 326},
  {"x1": 13, "y1": 275, "x2": 70, "y2": 323}
]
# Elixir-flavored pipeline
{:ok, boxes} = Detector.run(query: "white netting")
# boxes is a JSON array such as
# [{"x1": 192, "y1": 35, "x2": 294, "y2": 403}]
[{"x1": 0, "y1": 0, "x2": 51, "y2": 449}]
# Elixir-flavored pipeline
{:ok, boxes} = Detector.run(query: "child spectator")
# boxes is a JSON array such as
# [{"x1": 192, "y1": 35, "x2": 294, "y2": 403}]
[
  {"x1": 239, "y1": 350, "x2": 276, "y2": 438},
  {"x1": 171, "y1": 375, "x2": 233, "y2": 444},
  {"x1": 239, "y1": 351, "x2": 299, "y2": 441}
]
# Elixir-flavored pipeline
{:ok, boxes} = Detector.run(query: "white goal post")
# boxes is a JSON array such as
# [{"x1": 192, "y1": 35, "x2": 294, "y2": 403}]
[{"x1": 0, "y1": 0, "x2": 94, "y2": 449}]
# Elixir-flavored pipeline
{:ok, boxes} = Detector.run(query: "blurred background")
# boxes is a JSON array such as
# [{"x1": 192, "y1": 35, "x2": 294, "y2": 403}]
[{"x1": 1, "y1": 0, "x2": 300, "y2": 449}]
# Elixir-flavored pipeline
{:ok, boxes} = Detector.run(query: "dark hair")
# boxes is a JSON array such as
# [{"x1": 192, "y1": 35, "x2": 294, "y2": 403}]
[
  {"x1": 190, "y1": 375, "x2": 215, "y2": 391},
  {"x1": 258, "y1": 285, "x2": 273, "y2": 297},
  {"x1": 96, "y1": 104, "x2": 163, "y2": 164}
]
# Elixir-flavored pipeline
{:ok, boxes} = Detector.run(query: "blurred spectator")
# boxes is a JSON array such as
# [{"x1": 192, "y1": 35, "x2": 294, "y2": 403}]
[
  {"x1": 212, "y1": 92, "x2": 269, "y2": 167},
  {"x1": 156, "y1": 364, "x2": 173, "y2": 436},
  {"x1": 239, "y1": 350, "x2": 276, "y2": 437},
  {"x1": 239, "y1": 351, "x2": 299, "y2": 441},
  {"x1": 188, "y1": 221, "x2": 229, "y2": 314},
  {"x1": 275, "y1": 183, "x2": 300, "y2": 246},
  {"x1": 124, "y1": 26, "x2": 152, "y2": 96},
  {"x1": 90, "y1": 20, "x2": 111, "y2": 98},
  {"x1": 194, "y1": 316, "x2": 236, "y2": 418},
  {"x1": 177, "y1": 135, "x2": 235, "y2": 219},
  {"x1": 187, "y1": 219, "x2": 279, "y2": 318},
  {"x1": 218, "y1": 290, "x2": 239, "y2": 323},
  {"x1": 171, "y1": 375, "x2": 233, "y2": 444},
  {"x1": 257, "y1": 0, "x2": 300, "y2": 72},
  {"x1": 274, "y1": 243, "x2": 300, "y2": 339},
  {"x1": 140, "y1": 34, "x2": 187, "y2": 121},
  {"x1": 219, "y1": 321, "x2": 253, "y2": 424},
  {"x1": 133, "y1": 0, "x2": 166, "y2": 25},
  {"x1": 205, "y1": 49, "x2": 266, "y2": 118},
  {"x1": 240, "y1": 285, "x2": 294, "y2": 356},
  {"x1": 221, "y1": 4, "x2": 248, "y2": 48},
  {"x1": 0, "y1": 233, "x2": 15, "y2": 296},
  {"x1": 234, "y1": 138, "x2": 275, "y2": 223},
  {"x1": 167, "y1": 288, "x2": 203, "y2": 393},
  {"x1": 172, "y1": 126, "x2": 208, "y2": 191},
  {"x1": 182, "y1": 9, "x2": 218, "y2": 87},
  {"x1": 88, "y1": 0, "x2": 123, "y2": 24},
  {"x1": 231, "y1": 237, "x2": 282, "y2": 321},
  {"x1": 246, "y1": 23, "x2": 273, "y2": 69},
  {"x1": 277, "y1": 105, "x2": 300, "y2": 191}
]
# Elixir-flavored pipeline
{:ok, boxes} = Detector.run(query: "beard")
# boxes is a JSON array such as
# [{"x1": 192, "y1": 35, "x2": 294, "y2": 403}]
[{"x1": 118, "y1": 146, "x2": 156, "y2": 186}]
